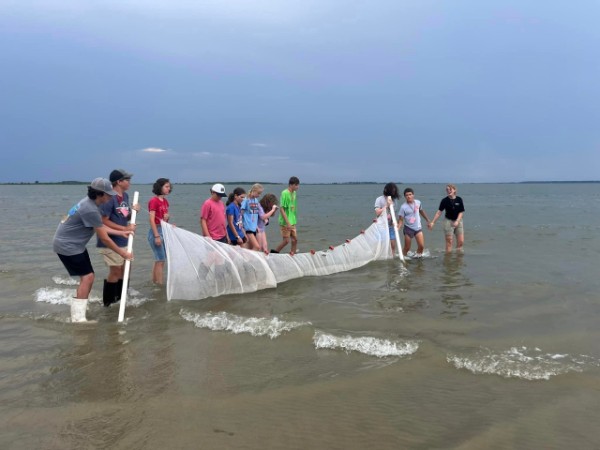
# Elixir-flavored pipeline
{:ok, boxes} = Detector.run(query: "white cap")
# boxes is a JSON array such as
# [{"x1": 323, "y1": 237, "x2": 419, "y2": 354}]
[
  {"x1": 211, "y1": 183, "x2": 227, "y2": 197},
  {"x1": 90, "y1": 178, "x2": 117, "y2": 196}
]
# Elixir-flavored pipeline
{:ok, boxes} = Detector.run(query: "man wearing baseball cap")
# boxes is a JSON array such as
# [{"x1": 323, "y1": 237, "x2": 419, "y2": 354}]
[
  {"x1": 53, "y1": 178, "x2": 133, "y2": 323},
  {"x1": 97, "y1": 169, "x2": 140, "y2": 307},
  {"x1": 200, "y1": 183, "x2": 229, "y2": 243}
]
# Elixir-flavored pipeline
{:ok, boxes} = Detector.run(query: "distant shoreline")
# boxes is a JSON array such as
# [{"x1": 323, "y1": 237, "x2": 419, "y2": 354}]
[{"x1": 1, "y1": 180, "x2": 599, "y2": 186}]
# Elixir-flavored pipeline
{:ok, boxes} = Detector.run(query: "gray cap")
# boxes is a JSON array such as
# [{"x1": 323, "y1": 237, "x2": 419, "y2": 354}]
[{"x1": 90, "y1": 177, "x2": 117, "y2": 196}]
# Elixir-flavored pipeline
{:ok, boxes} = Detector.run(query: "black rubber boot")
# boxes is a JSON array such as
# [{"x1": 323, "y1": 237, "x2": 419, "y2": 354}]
[
  {"x1": 103, "y1": 280, "x2": 119, "y2": 307},
  {"x1": 115, "y1": 279, "x2": 124, "y2": 301}
]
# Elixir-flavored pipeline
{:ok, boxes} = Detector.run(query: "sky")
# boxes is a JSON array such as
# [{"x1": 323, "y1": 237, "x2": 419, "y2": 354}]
[{"x1": 1, "y1": 0, "x2": 599, "y2": 184}]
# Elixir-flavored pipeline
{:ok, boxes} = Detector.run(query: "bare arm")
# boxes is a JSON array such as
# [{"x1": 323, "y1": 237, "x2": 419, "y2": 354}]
[
  {"x1": 429, "y1": 210, "x2": 443, "y2": 229},
  {"x1": 279, "y1": 207, "x2": 291, "y2": 228},
  {"x1": 227, "y1": 214, "x2": 242, "y2": 243},
  {"x1": 102, "y1": 216, "x2": 136, "y2": 232},
  {"x1": 200, "y1": 218, "x2": 210, "y2": 237},
  {"x1": 419, "y1": 209, "x2": 432, "y2": 225},
  {"x1": 95, "y1": 227, "x2": 132, "y2": 259},
  {"x1": 260, "y1": 205, "x2": 278, "y2": 221}
]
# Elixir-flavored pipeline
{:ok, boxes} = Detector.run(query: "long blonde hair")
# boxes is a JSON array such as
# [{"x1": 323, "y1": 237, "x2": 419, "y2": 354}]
[{"x1": 249, "y1": 183, "x2": 264, "y2": 197}]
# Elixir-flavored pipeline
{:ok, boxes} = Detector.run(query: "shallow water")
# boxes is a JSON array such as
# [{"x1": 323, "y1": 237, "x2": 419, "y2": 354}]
[{"x1": 1, "y1": 182, "x2": 599, "y2": 449}]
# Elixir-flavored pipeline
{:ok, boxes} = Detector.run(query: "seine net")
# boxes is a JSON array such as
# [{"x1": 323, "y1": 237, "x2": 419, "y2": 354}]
[{"x1": 162, "y1": 214, "x2": 394, "y2": 300}]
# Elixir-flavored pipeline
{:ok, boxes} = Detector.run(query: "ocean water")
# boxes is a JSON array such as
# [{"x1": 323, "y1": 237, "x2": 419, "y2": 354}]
[{"x1": 1, "y1": 182, "x2": 599, "y2": 449}]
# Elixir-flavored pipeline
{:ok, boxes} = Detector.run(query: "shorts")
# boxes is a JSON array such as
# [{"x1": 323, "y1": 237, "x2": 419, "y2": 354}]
[
  {"x1": 215, "y1": 236, "x2": 228, "y2": 244},
  {"x1": 57, "y1": 250, "x2": 94, "y2": 277},
  {"x1": 403, "y1": 227, "x2": 422, "y2": 238},
  {"x1": 99, "y1": 247, "x2": 125, "y2": 266},
  {"x1": 388, "y1": 226, "x2": 396, "y2": 241},
  {"x1": 280, "y1": 224, "x2": 297, "y2": 239},
  {"x1": 147, "y1": 227, "x2": 166, "y2": 261},
  {"x1": 444, "y1": 219, "x2": 464, "y2": 237},
  {"x1": 230, "y1": 237, "x2": 247, "y2": 246},
  {"x1": 245, "y1": 230, "x2": 257, "y2": 236}
]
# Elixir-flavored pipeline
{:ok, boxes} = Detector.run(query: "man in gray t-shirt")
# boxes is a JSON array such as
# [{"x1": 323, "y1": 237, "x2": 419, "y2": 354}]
[{"x1": 53, "y1": 178, "x2": 133, "y2": 323}]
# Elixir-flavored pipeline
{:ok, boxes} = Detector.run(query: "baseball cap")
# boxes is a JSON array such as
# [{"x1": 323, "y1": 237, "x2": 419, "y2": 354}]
[
  {"x1": 109, "y1": 169, "x2": 133, "y2": 183},
  {"x1": 211, "y1": 183, "x2": 227, "y2": 197},
  {"x1": 90, "y1": 178, "x2": 117, "y2": 196}
]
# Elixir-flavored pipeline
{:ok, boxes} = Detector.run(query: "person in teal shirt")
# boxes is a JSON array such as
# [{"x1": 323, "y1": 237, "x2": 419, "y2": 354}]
[{"x1": 273, "y1": 176, "x2": 300, "y2": 255}]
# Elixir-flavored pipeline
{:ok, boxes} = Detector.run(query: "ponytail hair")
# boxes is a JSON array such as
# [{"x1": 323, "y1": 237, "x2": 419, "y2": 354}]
[{"x1": 226, "y1": 187, "x2": 246, "y2": 206}]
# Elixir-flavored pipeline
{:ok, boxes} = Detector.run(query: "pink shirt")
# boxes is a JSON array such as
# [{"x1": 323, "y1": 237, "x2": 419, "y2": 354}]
[{"x1": 201, "y1": 198, "x2": 227, "y2": 240}]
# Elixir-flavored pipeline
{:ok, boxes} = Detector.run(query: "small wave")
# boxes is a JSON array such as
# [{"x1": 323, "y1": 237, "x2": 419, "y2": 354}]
[
  {"x1": 34, "y1": 287, "x2": 75, "y2": 305},
  {"x1": 180, "y1": 310, "x2": 311, "y2": 339},
  {"x1": 35, "y1": 286, "x2": 148, "y2": 308},
  {"x1": 406, "y1": 249, "x2": 432, "y2": 259},
  {"x1": 52, "y1": 276, "x2": 79, "y2": 286},
  {"x1": 122, "y1": 288, "x2": 152, "y2": 307},
  {"x1": 313, "y1": 331, "x2": 419, "y2": 358},
  {"x1": 447, "y1": 346, "x2": 599, "y2": 381}
]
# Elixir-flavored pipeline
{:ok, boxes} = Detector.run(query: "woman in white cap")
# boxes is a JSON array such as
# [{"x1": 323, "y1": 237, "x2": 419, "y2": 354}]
[
  {"x1": 53, "y1": 178, "x2": 133, "y2": 323},
  {"x1": 200, "y1": 183, "x2": 229, "y2": 243}
]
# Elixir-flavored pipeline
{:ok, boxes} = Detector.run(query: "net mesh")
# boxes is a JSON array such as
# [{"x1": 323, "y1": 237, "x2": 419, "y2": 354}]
[{"x1": 162, "y1": 214, "x2": 394, "y2": 300}]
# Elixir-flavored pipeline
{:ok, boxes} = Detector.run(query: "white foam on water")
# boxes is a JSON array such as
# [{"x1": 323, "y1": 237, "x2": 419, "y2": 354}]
[
  {"x1": 37, "y1": 284, "x2": 150, "y2": 308},
  {"x1": 34, "y1": 287, "x2": 75, "y2": 305},
  {"x1": 52, "y1": 275, "x2": 79, "y2": 286},
  {"x1": 119, "y1": 287, "x2": 152, "y2": 307},
  {"x1": 406, "y1": 249, "x2": 432, "y2": 259},
  {"x1": 313, "y1": 331, "x2": 419, "y2": 358},
  {"x1": 447, "y1": 346, "x2": 600, "y2": 381},
  {"x1": 180, "y1": 310, "x2": 312, "y2": 339}
]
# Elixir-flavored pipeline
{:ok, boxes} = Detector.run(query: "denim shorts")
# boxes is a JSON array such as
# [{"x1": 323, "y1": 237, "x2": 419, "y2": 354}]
[
  {"x1": 388, "y1": 226, "x2": 396, "y2": 241},
  {"x1": 147, "y1": 227, "x2": 166, "y2": 261}
]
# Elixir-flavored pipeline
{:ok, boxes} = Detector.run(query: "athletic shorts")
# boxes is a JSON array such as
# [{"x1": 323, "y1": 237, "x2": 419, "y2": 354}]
[
  {"x1": 245, "y1": 230, "x2": 257, "y2": 236},
  {"x1": 403, "y1": 227, "x2": 422, "y2": 238},
  {"x1": 57, "y1": 250, "x2": 94, "y2": 277},
  {"x1": 280, "y1": 224, "x2": 297, "y2": 239},
  {"x1": 444, "y1": 219, "x2": 464, "y2": 237},
  {"x1": 215, "y1": 236, "x2": 228, "y2": 244},
  {"x1": 147, "y1": 227, "x2": 166, "y2": 261},
  {"x1": 99, "y1": 247, "x2": 125, "y2": 266}
]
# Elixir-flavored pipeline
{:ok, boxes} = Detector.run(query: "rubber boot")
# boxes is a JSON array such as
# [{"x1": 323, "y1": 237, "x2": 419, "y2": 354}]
[
  {"x1": 115, "y1": 279, "x2": 124, "y2": 301},
  {"x1": 71, "y1": 298, "x2": 90, "y2": 323},
  {"x1": 103, "y1": 279, "x2": 119, "y2": 307}
]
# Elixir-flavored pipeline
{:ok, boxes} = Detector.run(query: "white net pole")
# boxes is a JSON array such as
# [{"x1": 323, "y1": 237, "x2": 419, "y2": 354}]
[
  {"x1": 117, "y1": 191, "x2": 139, "y2": 323},
  {"x1": 388, "y1": 196, "x2": 405, "y2": 263}
]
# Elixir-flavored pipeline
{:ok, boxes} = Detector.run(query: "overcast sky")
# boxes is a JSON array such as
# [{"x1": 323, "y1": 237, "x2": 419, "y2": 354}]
[{"x1": 1, "y1": 1, "x2": 599, "y2": 183}]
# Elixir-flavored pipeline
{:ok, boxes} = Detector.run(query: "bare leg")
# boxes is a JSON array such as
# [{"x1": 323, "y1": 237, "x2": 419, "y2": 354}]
[
  {"x1": 415, "y1": 231, "x2": 426, "y2": 254},
  {"x1": 403, "y1": 234, "x2": 411, "y2": 256},
  {"x1": 77, "y1": 272, "x2": 95, "y2": 299},
  {"x1": 153, "y1": 261, "x2": 165, "y2": 285},
  {"x1": 245, "y1": 233, "x2": 261, "y2": 251},
  {"x1": 456, "y1": 232, "x2": 464, "y2": 252},
  {"x1": 107, "y1": 264, "x2": 124, "y2": 283},
  {"x1": 445, "y1": 234, "x2": 453, "y2": 253},
  {"x1": 290, "y1": 236, "x2": 298, "y2": 255},
  {"x1": 275, "y1": 237, "x2": 290, "y2": 253}
]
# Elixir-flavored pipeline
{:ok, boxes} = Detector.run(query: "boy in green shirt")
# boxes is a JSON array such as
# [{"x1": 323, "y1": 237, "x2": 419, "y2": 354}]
[{"x1": 273, "y1": 176, "x2": 300, "y2": 255}]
